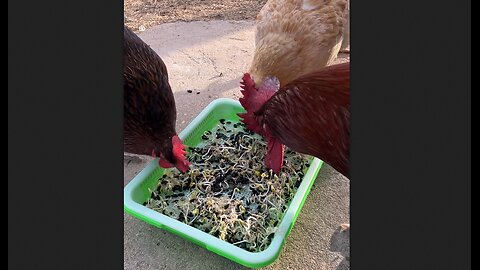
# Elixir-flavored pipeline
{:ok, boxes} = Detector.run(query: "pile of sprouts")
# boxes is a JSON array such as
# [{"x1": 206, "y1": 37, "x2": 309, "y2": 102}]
[{"x1": 144, "y1": 119, "x2": 311, "y2": 252}]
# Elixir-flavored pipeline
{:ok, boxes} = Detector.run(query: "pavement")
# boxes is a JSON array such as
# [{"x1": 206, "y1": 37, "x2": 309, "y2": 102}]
[{"x1": 124, "y1": 20, "x2": 350, "y2": 270}]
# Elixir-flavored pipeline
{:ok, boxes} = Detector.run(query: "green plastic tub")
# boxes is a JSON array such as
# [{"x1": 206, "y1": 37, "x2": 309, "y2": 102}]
[{"x1": 124, "y1": 98, "x2": 323, "y2": 268}]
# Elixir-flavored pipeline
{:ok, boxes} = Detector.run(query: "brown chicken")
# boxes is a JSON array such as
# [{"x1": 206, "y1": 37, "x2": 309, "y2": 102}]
[
  {"x1": 238, "y1": 62, "x2": 350, "y2": 178},
  {"x1": 249, "y1": 0, "x2": 349, "y2": 87},
  {"x1": 123, "y1": 26, "x2": 190, "y2": 172}
]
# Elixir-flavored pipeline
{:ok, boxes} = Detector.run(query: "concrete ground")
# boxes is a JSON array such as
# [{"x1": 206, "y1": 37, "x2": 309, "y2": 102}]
[{"x1": 124, "y1": 21, "x2": 350, "y2": 270}]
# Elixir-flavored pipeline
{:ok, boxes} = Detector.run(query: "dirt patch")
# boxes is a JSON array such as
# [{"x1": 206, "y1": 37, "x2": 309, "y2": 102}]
[{"x1": 124, "y1": 0, "x2": 267, "y2": 32}]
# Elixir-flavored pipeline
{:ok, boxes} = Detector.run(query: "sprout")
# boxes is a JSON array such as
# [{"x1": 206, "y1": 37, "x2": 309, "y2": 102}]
[{"x1": 145, "y1": 119, "x2": 310, "y2": 252}]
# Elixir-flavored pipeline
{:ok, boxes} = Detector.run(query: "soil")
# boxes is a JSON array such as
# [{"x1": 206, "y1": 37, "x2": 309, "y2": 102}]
[{"x1": 124, "y1": 0, "x2": 267, "y2": 32}]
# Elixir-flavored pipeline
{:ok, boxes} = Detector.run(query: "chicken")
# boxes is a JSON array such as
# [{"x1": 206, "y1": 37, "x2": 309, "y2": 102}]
[
  {"x1": 123, "y1": 26, "x2": 190, "y2": 172},
  {"x1": 238, "y1": 62, "x2": 350, "y2": 178},
  {"x1": 339, "y1": 0, "x2": 350, "y2": 53},
  {"x1": 249, "y1": 0, "x2": 349, "y2": 87}
]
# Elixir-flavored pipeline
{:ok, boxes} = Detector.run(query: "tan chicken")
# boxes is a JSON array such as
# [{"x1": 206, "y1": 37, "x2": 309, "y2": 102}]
[
  {"x1": 339, "y1": 0, "x2": 350, "y2": 53},
  {"x1": 249, "y1": 0, "x2": 349, "y2": 87}
]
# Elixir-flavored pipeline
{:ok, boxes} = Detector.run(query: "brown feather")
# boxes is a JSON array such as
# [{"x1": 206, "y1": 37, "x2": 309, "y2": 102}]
[
  {"x1": 123, "y1": 26, "x2": 177, "y2": 161},
  {"x1": 259, "y1": 62, "x2": 350, "y2": 177}
]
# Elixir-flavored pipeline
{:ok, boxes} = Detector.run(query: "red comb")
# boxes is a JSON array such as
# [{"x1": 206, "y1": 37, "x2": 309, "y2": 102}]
[
  {"x1": 237, "y1": 73, "x2": 284, "y2": 173},
  {"x1": 172, "y1": 135, "x2": 190, "y2": 173},
  {"x1": 237, "y1": 73, "x2": 278, "y2": 135}
]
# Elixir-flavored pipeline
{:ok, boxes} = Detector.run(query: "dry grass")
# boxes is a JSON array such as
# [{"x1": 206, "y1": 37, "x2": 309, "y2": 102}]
[{"x1": 124, "y1": 0, "x2": 267, "y2": 32}]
